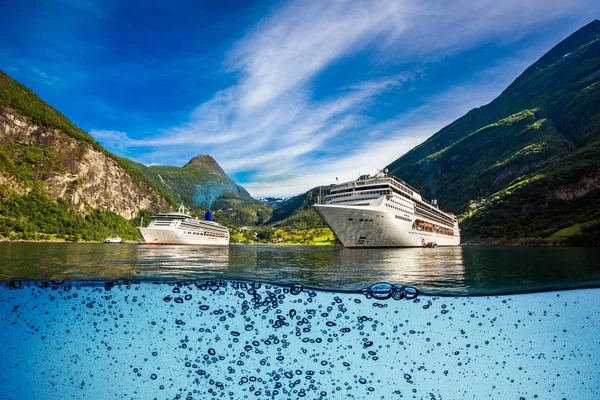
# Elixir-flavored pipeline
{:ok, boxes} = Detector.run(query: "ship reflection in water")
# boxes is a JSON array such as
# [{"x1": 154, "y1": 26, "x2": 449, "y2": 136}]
[
  {"x1": 133, "y1": 245, "x2": 467, "y2": 292},
  {"x1": 0, "y1": 243, "x2": 599, "y2": 295},
  {"x1": 134, "y1": 245, "x2": 230, "y2": 279},
  {"x1": 331, "y1": 247, "x2": 467, "y2": 293}
]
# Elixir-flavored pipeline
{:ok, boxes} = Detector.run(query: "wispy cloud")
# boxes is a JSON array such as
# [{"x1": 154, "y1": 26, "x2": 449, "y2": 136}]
[
  {"x1": 229, "y1": 0, "x2": 408, "y2": 110},
  {"x1": 88, "y1": 0, "x2": 600, "y2": 197},
  {"x1": 241, "y1": 71, "x2": 513, "y2": 197}
]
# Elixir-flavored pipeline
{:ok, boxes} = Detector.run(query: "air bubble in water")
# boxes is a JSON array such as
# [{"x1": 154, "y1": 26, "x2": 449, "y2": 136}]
[
  {"x1": 404, "y1": 286, "x2": 418, "y2": 300},
  {"x1": 369, "y1": 283, "x2": 393, "y2": 300},
  {"x1": 290, "y1": 285, "x2": 303, "y2": 295}
]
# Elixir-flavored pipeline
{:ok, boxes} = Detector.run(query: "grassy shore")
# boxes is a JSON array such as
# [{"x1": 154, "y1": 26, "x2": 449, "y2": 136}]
[
  {"x1": 229, "y1": 227, "x2": 339, "y2": 245},
  {"x1": 0, "y1": 227, "x2": 341, "y2": 246}
]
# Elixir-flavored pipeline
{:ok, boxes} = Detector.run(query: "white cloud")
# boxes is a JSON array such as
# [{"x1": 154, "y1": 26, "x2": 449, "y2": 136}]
[
  {"x1": 229, "y1": 0, "x2": 409, "y2": 110},
  {"x1": 90, "y1": 0, "x2": 600, "y2": 197},
  {"x1": 240, "y1": 47, "x2": 538, "y2": 198}
]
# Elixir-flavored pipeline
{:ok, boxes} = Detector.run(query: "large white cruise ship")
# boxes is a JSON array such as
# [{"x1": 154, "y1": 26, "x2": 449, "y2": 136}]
[
  {"x1": 313, "y1": 170, "x2": 460, "y2": 248},
  {"x1": 138, "y1": 205, "x2": 229, "y2": 245}
]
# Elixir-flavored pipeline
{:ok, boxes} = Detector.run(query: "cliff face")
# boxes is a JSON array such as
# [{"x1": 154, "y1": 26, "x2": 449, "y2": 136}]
[{"x1": 0, "y1": 107, "x2": 170, "y2": 220}]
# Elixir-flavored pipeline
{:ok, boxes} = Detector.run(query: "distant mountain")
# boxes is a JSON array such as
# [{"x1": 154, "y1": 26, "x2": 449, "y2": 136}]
[
  {"x1": 386, "y1": 20, "x2": 600, "y2": 245},
  {"x1": 266, "y1": 186, "x2": 334, "y2": 229},
  {"x1": 121, "y1": 155, "x2": 272, "y2": 226},
  {"x1": 258, "y1": 197, "x2": 286, "y2": 208},
  {"x1": 120, "y1": 155, "x2": 253, "y2": 207}
]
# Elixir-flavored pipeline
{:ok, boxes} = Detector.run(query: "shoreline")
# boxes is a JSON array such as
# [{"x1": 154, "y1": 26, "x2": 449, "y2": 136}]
[{"x1": 0, "y1": 239, "x2": 595, "y2": 248}]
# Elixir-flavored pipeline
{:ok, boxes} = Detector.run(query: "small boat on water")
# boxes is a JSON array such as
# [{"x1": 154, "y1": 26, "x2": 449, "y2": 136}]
[{"x1": 103, "y1": 237, "x2": 123, "y2": 244}]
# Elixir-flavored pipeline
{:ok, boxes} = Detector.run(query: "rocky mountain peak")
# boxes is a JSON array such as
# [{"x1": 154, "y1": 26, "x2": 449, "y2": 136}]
[{"x1": 183, "y1": 154, "x2": 224, "y2": 174}]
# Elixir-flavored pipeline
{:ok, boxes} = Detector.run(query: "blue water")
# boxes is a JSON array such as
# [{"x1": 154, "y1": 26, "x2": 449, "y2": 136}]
[{"x1": 1, "y1": 280, "x2": 599, "y2": 399}]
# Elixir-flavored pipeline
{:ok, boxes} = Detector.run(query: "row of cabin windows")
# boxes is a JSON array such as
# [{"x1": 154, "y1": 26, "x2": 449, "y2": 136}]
[
  {"x1": 386, "y1": 204, "x2": 399, "y2": 211},
  {"x1": 393, "y1": 194, "x2": 412, "y2": 204},
  {"x1": 205, "y1": 231, "x2": 228, "y2": 238},
  {"x1": 330, "y1": 180, "x2": 414, "y2": 201},
  {"x1": 331, "y1": 184, "x2": 393, "y2": 196},
  {"x1": 329, "y1": 190, "x2": 390, "y2": 200},
  {"x1": 388, "y1": 196, "x2": 412, "y2": 209},
  {"x1": 390, "y1": 180, "x2": 414, "y2": 196},
  {"x1": 415, "y1": 203, "x2": 452, "y2": 220},
  {"x1": 414, "y1": 205, "x2": 454, "y2": 225},
  {"x1": 180, "y1": 222, "x2": 227, "y2": 233},
  {"x1": 386, "y1": 203, "x2": 409, "y2": 213},
  {"x1": 394, "y1": 190, "x2": 411, "y2": 200},
  {"x1": 412, "y1": 219, "x2": 454, "y2": 236},
  {"x1": 329, "y1": 187, "x2": 412, "y2": 201},
  {"x1": 183, "y1": 231, "x2": 228, "y2": 238}
]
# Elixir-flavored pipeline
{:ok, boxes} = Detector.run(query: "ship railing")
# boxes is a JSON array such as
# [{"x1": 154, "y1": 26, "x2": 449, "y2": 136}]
[
  {"x1": 331, "y1": 183, "x2": 353, "y2": 191},
  {"x1": 332, "y1": 176, "x2": 420, "y2": 195},
  {"x1": 390, "y1": 176, "x2": 420, "y2": 194},
  {"x1": 331, "y1": 178, "x2": 386, "y2": 192}
]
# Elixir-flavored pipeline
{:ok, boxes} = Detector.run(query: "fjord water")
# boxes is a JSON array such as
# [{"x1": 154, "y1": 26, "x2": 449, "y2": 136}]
[
  {"x1": 0, "y1": 243, "x2": 599, "y2": 294},
  {"x1": 1, "y1": 244, "x2": 599, "y2": 399}
]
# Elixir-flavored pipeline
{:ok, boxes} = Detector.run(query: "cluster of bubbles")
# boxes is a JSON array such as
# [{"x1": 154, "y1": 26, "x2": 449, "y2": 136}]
[
  {"x1": 0, "y1": 280, "x2": 598, "y2": 399},
  {"x1": 364, "y1": 283, "x2": 418, "y2": 300}
]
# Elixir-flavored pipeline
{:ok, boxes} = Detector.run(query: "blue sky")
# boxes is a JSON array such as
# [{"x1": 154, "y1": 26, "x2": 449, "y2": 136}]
[{"x1": 1, "y1": 0, "x2": 599, "y2": 197}]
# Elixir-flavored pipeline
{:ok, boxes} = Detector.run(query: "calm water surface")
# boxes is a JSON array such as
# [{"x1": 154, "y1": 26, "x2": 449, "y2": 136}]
[
  {"x1": 1, "y1": 242, "x2": 599, "y2": 294},
  {"x1": 2, "y1": 243, "x2": 600, "y2": 398}
]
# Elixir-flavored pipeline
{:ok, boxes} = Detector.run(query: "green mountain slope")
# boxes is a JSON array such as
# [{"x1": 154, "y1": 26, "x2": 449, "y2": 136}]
[
  {"x1": 386, "y1": 20, "x2": 600, "y2": 245},
  {"x1": 121, "y1": 155, "x2": 272, "y2": 226},
  {"x1": 0, "y1": 71, "x2": 173, "y2": 241},
  {"x1": 120, "y1": 155, "x2": 253, "y2": 206},
  {"x1": 267, "y1": 186, "x2": 333, "y2": 229},
  {"x1": 0, "y1": 71, "x2": 168, "y2": 201}
]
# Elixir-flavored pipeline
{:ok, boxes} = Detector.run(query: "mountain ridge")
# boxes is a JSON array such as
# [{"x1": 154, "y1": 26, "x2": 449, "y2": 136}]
[
  {"x1": 385, "y1": 20, "x2": 600, "y2": 244},
  {"x1": 120, "y1": 155, "x2": 272, "y2": 227},
  {"x1": 0, "y1": 70, "x2": 175, "y2": 240},
  {"x1": 0, "y1": 71, "x2": 172, "y2": 219},
  {"x1": 120, "y1": 155, "x2": 254, "y2": 206}
]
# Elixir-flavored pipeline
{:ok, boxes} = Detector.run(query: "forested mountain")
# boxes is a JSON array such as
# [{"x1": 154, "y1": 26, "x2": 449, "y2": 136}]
[
  {"x1": 0, "y1": 70, "x2": 171, "y2": 241},
  {"x1": 120, "y1": 155, "x2": 272, "y2": 226},
  {"x1": 120, "y1": 155, "x2": 253, "y2": 207},
  {"x1": 266, "y1": 185, "x2": 333, "y2": 229},
  {"x1": 385, "y1": 20, "x2": 600, "y2": 245}
]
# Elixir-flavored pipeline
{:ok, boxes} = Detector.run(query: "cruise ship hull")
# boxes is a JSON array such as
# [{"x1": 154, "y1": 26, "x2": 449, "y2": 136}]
[
  {"x1": 313, "y1": 204, "x2": 460, "y2": 248},
  {"x1": 138, "y1": 227, "x2": 229, "y2": 246}
]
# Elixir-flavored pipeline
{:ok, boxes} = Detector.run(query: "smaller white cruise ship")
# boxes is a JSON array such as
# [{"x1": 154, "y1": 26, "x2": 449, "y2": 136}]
[
  {"x1": 138, "y1": 205, "x2": 229, "y2": 245},
  {"x1": 313, "y1": 169, "x2": 460, "y2": 248}
]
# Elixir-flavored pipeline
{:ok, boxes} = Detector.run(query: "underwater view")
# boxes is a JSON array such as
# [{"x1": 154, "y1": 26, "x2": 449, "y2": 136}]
[{"x1": 1, "y1": 245, "x2": 599, "y2": 399}]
